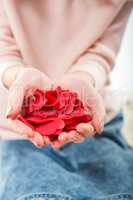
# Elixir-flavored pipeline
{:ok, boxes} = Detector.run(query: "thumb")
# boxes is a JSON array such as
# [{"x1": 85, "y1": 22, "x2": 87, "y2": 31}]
[{"x1": 6, "y1": 83, "x2": 25, "y2": 119}]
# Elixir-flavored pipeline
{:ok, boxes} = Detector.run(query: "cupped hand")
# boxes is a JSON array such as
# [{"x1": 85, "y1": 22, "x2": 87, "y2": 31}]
[
  {"x1": 50, "y1": 71, "x2": 105, "y2": 149},
  {"x1": 5, "y1": 67, "x2": 52, "y2": 147}
]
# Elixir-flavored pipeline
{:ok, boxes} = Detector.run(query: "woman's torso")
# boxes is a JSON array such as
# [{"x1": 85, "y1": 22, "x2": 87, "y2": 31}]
[{"x1": 0, "y1": 0, "x2": 126, "y2": 138}]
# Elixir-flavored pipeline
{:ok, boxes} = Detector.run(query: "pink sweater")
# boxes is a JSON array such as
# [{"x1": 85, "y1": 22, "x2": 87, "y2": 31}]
[{"x1": 0, "y1": 0, "x2": 132, "y2": 139}]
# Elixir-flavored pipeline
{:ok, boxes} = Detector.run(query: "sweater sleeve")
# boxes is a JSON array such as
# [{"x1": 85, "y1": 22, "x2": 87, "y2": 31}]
[
  {"x1": 0, "y1": 3, "x2": 25, "y2": 90},
  {"x1": 0, "y1": 4, "x2": 26, "y2": 140},
  {"x1": 68, "y1": 2, "x2": 132, "y2": 90}
]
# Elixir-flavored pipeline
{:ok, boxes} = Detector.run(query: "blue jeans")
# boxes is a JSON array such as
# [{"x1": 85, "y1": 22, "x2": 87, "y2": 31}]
[{"x1": 0, "y1": 113, "x2": 133, "y2": 200}]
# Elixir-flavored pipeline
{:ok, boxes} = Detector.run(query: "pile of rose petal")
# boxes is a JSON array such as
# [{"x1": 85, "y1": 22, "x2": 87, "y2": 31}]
[{"x1": 18, "y1": 87, "x2": 92, "y2": 141}]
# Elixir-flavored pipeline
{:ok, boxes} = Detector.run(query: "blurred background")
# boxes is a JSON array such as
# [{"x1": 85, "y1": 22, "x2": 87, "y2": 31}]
[{"x1": 111, "y1": 12, "x2": 133, "y2": 145}]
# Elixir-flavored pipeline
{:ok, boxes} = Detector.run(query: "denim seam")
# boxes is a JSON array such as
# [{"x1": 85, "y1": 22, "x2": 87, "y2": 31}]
[
  {"x1": 99, "y1": 193, "x2": 133, "y2": 200},
  {"x1": 17, "y1": 192, "x2": 72, "y2": 200}
]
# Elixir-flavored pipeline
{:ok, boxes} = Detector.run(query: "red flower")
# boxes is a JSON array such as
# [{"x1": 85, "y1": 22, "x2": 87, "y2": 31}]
[{"x1": 18, "y1": 87, "x2": 92, "y2": 141}]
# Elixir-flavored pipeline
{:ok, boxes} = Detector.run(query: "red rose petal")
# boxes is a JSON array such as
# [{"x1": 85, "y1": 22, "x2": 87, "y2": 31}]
[
  {"x1": 35, "y1": 118, "x2": 65, "y2": 136},
  {"x1": 18, "y1": 115, "x2": 34, "y2": 130},
  {"x1": 48, "y1": 129, "x2": 62, "y2": 142},
  {"x1": 44, "y1": 90, "x2": 59, "y2": 109},
  {"x1": 26, "y1": 116, "x2": 49, "y2": 124},
  {"x1": 23, "y1": 89, "x2": 47, "y2": 113},
  {"x1": 31, "y1": 110, "x2": 57, "y2": 118},
  {"x1": 49, "y1": 135, "x2": 58, "y2": 141},
  {"x1": 19, "y1": 87, "x2": 92, "y2": 139},
  {"x1": 82, "y1": 114, "x2": 92, "y2": 122}
]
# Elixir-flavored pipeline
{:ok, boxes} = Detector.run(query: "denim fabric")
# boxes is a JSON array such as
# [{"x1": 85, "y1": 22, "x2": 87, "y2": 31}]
[{"x1": 0, "y1": 113, "x2": 133, "y2": 200}]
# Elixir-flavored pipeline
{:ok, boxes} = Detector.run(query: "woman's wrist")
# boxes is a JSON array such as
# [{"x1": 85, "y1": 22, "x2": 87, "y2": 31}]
[{"x1": 65, "y1": 71, "x2": 96, "y2": 88}]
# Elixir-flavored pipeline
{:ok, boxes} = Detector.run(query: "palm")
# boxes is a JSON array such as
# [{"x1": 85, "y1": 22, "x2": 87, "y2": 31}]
[{"x1": 50, "y1": 73, "x2": 105, "y2": 149}]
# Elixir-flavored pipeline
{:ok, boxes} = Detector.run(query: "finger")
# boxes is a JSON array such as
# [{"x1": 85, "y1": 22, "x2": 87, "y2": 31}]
[
  {"x1": 58, "y1": 131, "x2": 83, "y2": 144},
  {"x1": 6, "y1": 83, "x2": 25, "y2": 119},
  {"x1": 52, "y1": 132, "x2": 74, "y2": 149},
  {"x1": 86, "y1": 92, "x2": 105, "y2": 133},
  {"x1": 51, "y1": 140, "x2": 62, "y2": 149},
  {"x1": 91, "y1": 113, "x2": 104, "y2": 134},
  {"x1": 56, "y1": 132, "x2": 72, "y2": 148},
  {"x1": 67, "y1": 130, "x2": 85, "y2": 143},
  {"x1": 52, "y1": 131, "x2": 85, "y2": 149},
  {"x1": 58, "y1": 132, "x2": 70, "y2": 143},
  {"x1": 7, "y1": 119, "x2": 34, "y2": 138},
  {"x1": 76, "y1": 123, "x2": 95, "y2": 137},
  {"x1": 30, "y1": 132, "x2": 46, "y2": 148},
  {"x1": 43, "y1": 136, "x2": 51, "y2": 145}
]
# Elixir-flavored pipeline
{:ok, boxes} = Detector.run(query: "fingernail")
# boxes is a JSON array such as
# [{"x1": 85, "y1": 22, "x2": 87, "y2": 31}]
[
  {"x1": 34, "y1": 143, "x2": 41, "y2": 148},
  {"x1": 6, "y1": 114, "x2": 12, "y2": 119},
  {"x1": 53, "y1": 144, "x2": 61, "y2": 150},
  {"x1": 98, "y1": 122, "x2": 104, "y2": 134},
  {"x1": 44, "y1": 137, "x2": 50, "y2": 144},
  {"x1": 76, "y1": 125, "x2": 82, "y2": 133},
  {"x1": 27, "y1": 131, "x2": 34, "y2": 138},
  {"x1": 32, "y1": 132, "x2": 44, "y2": 147},
  {"x1": 101, "y1": 121, "x2": 104, "y2": 130},
  {"x1": 32, "y1": 141, "x2": 43, "y2": 148},
  {"x1": 6, "y1": 108, "x2": 11, "y2": 117},
  {"x1": 58, "y1": 134, "x2": 65, "y2": 141},
  {"x1": 6, "y1": 107, "x2": 14, "y2": 119}
]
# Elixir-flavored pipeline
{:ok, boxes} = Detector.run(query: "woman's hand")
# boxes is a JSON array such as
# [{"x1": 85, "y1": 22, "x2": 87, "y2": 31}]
[
  {"x1": 4, "y1": 66, "x2": 52, "y2": 147},
  {"x1": 51, "y1": 71, "x2": 106, "y2": 149}
]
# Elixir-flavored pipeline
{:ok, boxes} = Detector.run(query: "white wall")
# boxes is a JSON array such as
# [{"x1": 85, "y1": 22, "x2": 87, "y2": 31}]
[
  {"x1": 111, "y1": 12, "x2": 133, "y2": 101},
  {"x1": 113, "y1": 12, "x2": 133, "y2": 145}
]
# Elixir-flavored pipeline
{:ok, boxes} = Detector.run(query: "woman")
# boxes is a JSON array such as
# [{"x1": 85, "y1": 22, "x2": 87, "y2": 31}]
[{"x1": 0, "y1": 1, "x2": 133, "y2": 199}]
